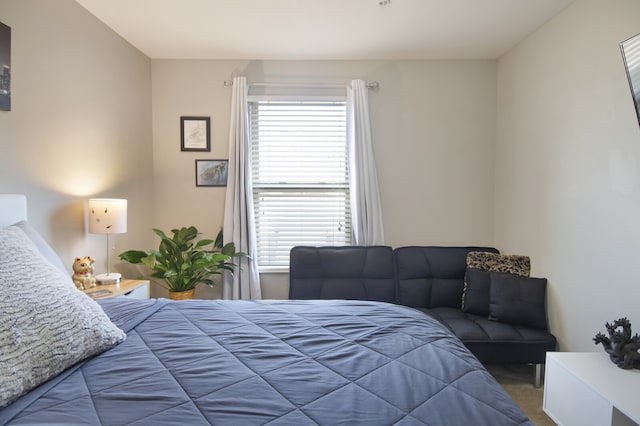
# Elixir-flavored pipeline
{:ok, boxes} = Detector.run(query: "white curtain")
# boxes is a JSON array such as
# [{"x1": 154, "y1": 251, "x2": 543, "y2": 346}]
[
  {"x1": 347, "y1": 79, "x2": 385, "y2": 245},
  {"x1": 223, "y1": 76, "x2": 262, "y2": 300}
]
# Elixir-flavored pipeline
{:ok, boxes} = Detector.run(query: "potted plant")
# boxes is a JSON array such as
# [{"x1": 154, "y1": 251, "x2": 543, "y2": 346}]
[{"x1": 119, "y1": 226, "x2": 243, "y2": 300}]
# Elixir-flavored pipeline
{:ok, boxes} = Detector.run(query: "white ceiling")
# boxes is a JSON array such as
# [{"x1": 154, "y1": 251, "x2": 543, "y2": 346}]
[{"x1": 74, "y1": 0, "x2": 576, "y2": 60}]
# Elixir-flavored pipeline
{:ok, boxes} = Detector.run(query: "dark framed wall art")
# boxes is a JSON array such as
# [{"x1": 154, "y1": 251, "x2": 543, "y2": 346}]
[
  {"x1": 181, "y1": 116, "x2": 211, "y2": 151},
  {"x1": 0, "y1": 21, "x2": 11, "y2": 112},
  {"x1": 195, "y1": 159, "x2": 228, "y2": 187}
]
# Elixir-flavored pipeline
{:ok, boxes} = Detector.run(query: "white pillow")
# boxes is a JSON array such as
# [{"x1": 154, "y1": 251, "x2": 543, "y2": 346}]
[
  {"x1": 0, "y1": 226, "x2": 126, "y2": 408},
  {"x1": 13, "y1": 220, "x2": 69, "y2": 276}
]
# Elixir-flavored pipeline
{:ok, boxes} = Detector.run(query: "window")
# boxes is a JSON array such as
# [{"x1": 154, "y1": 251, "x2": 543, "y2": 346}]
[{"x1": 250, "y1": 99, "x2": 351, "y2": 269}]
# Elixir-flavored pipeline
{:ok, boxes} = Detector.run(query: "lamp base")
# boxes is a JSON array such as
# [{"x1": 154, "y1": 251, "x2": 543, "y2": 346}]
[{"x1": 96, "y1": 272, "x2": 122, "y2": 285}]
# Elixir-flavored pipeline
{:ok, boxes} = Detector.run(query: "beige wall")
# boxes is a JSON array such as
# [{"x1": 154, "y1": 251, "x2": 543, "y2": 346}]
[
  {"x1": 495, "y1": 0, "x2": 640, "y2": 351},
  {"x1": 0, "y1": 0, "x2": 154, "y2": 282},
  {"x1": 0, "y1": 2, "x2": 497, "y2": 300},
  {"x1": 151, "y1": 59, "x2": 498, "y2": 298}
]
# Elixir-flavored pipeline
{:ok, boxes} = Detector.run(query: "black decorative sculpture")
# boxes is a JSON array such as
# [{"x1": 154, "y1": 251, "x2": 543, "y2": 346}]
[{"x1": 593, "y1": 317, "x2": 640, "y2": 369}]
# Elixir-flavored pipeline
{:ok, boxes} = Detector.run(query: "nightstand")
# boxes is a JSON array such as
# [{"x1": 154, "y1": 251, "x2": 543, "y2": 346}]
[
  {"x1": 84, "y1": 279, "x2": 150, "y2": 300},
  {"x1": 543, "y1": 352, "x2": 640, "y2": 426}
]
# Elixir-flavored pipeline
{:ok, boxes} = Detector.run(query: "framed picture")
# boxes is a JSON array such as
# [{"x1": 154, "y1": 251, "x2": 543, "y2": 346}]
[
  {"x1": 181, "y1": 116, "x2": 210, "y2": 151},
  {"x1": 195, "y1": 159, "x2": 228, "y2": 187},
  {"x1": 0, "y1": 21, "x2": 11, "y2": 112}
]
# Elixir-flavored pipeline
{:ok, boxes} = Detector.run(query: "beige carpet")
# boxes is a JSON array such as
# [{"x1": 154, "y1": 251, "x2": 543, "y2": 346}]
[{"x1": 487, "y1": 365, "x2": 555, "y2": 426}]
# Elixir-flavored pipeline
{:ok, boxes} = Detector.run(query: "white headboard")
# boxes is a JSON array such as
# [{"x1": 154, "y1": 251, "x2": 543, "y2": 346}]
[{"x1": 0, "y1": 194, "x2": 28, "y2": 227}]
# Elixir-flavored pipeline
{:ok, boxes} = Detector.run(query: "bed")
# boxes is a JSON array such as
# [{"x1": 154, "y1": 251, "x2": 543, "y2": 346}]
[{"x1": 0, "y1": 194, "x2": 532, "y2": 425}]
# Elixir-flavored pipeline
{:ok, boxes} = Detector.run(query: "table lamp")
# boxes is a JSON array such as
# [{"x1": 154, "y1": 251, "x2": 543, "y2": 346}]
[{"x1": 89, "y1": 198, "x2": 127, "y2": 285}]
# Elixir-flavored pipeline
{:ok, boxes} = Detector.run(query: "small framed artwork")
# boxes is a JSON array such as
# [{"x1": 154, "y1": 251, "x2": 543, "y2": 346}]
[
  {"x1": 181, "y1": 116, "x2": 210, "y2": 151},
  {"x1": 195, "y1": 159, "x2": 228, "y2": 187},
  {"x1": 0, "y1": 21, "x2": 11, "y2": 112}
]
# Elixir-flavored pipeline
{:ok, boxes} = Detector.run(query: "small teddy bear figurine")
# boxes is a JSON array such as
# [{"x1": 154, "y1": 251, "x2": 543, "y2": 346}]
[{"x1": 72, "y1": 256, "x2": 97, "y2": 291}]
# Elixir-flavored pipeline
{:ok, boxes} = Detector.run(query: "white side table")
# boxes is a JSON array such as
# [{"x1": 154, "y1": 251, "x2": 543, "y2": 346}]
[
  {"x1": 84, "y1": 279, "x2": 150, "y2": 300},
  {"x1": 543, "y1": 352, "x2": 640, "y2": 426}
]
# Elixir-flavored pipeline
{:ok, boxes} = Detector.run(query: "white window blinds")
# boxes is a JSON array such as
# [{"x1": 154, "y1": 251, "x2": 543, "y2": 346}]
[{"x1": 250, "y1": 99, "x2": 351, "y2": 268}]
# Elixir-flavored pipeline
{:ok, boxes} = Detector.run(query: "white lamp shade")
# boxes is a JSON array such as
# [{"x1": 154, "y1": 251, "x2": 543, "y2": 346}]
[{"x1": 88, "y1": 198, "x2": 127, "y2": 234}]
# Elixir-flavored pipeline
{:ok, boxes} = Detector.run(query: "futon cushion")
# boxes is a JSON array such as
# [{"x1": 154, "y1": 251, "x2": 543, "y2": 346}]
[
  {"x1": 395, "y1": 246, "x2": 499, "y2": 309},
  {"x1": 289, "y1": 246, "x2": 395, "y2": 303},
  {"x1": 421, "y1": 307, "x2": 556, "y2": 365},
  {"x1": 462, "y1": 252, "x2": 531, "y2": 315},
  {"x1": 0, "y1": 225, "x2": 125, "y2": 408},
  {"x1": 489, "y1": 272, "x2": 548, "y2": 330}
]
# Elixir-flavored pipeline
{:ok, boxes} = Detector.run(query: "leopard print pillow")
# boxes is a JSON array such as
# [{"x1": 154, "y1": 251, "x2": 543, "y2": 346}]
[
  {"x1": 461, "y1": 251, "x2": 531, "y2": 316},
  {"x1": 466, "y1": 252, "x2": 531, "y2": 276}
]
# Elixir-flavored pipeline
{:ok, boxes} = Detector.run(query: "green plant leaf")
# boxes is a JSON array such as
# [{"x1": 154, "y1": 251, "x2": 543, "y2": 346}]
[
  {"x1": 214, "y1": 228, "x2": 224, "y2": 248},
  {"x1": 141, "y1": 253, "x2": 157, "y2": 269},
  {"x1": 194, "y1": 239, "x2": 214, "y2": 249},
  {"x1": 118, "y1": 250, "x2": 147, "y2": 263}
]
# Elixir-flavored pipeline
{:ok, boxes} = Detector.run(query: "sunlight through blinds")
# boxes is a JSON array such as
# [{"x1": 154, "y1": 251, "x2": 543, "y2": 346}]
[{"x1": 250, "y1": 100, "x2": 351, "y2": 268}]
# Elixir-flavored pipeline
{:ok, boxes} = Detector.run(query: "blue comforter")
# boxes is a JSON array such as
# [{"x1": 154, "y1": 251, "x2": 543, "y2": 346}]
[{"x1": 1, "y1": 299, "x2": 531, "y2": 425}]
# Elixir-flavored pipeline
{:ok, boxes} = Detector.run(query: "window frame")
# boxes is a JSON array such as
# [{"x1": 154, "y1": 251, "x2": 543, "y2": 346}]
[{"x1": 248, "y1": 94, "x2": 352, "y2": 271}]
